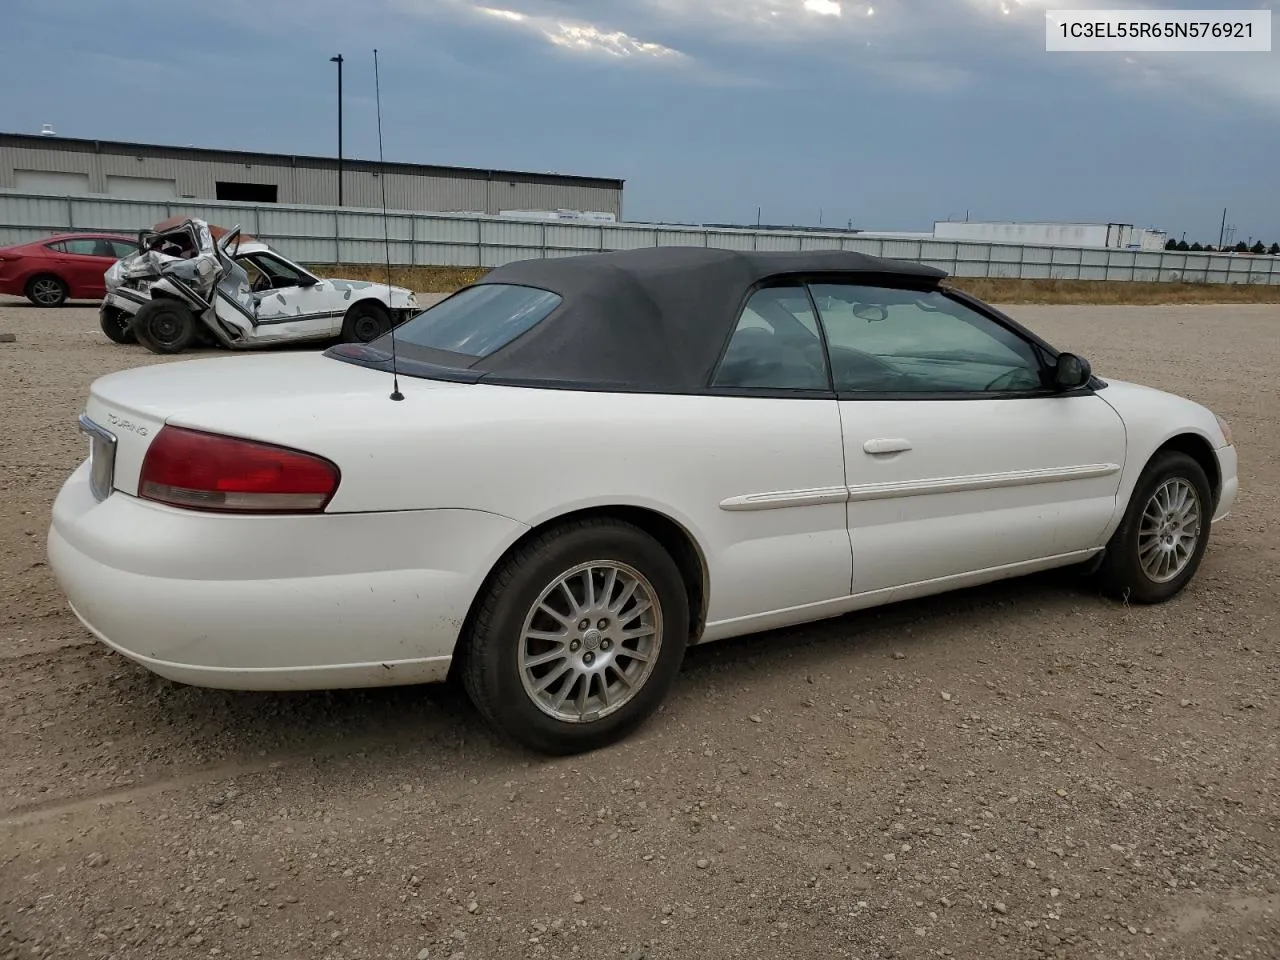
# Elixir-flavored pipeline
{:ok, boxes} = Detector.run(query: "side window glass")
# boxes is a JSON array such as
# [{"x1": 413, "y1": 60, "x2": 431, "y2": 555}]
[
  {"x1": 238, "y1": 257, "x2": 270, "y2": 291},
  {"x1": 809, "y1": 284, "x2": 1046, "y2": 393},
  {"x1": 109, "y1": 240, "x2": 139, "y2": 258},
  {"x1": 61, "y1": 238, "x2": 106, "y2": 256},
  {"x1": 254, "y1": 254, "x2": 306, "y2": 285},
  {"x1": 711, "y1": 286, "x2": 829, "y2": 391}
]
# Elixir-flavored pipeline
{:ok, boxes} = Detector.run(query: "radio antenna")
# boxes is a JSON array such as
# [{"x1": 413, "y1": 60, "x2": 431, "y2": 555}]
[{"x1": 373, "y1": 47, "x2": 404, "y2": 401}]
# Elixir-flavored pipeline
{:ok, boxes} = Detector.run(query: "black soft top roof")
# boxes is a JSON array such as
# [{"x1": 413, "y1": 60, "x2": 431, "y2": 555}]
[
  {"x1": 473, "y1": 247, "x2": 945, "y2": 391},
  {"x1": 336, "y1": 246, "x2": 947, "y2": 392}
]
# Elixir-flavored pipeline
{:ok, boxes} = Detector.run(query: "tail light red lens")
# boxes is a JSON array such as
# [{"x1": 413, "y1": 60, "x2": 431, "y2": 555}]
[{"x1": 139, "y1": 426, "x2": 340, "y2": 513}]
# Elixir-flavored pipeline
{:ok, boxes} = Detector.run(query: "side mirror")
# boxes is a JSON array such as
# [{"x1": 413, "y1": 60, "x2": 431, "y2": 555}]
[
  {"x1": 296, "y1": 274, "x2": 319, "y2": 287},
  {"x1": 1054, "y1": 352, "x2": 1092, "y2": 391}
]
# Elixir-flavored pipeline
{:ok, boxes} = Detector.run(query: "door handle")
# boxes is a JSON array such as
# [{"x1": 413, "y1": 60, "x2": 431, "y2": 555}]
[{"x1": 863, "y1": 438, "x2": 912, "y2": 455}]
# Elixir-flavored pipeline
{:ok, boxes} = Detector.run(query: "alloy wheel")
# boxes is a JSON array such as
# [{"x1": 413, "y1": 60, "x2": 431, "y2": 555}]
[
  {"x1": 1137, "y1": 477, "x2": 1202, "y2": 583},
  {"x1": 30, "y1": 278, "x2": 64, "y2": 305},
  {"x1": 518, "y1": 561, "x2": 663, "y2": 723}
]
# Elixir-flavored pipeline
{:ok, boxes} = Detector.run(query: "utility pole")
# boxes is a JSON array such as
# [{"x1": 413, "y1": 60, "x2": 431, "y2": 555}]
[
  {"x1": 1218, "y1": 207, "x2": 1227, "y2": 248},
  {"x1": 330, "y1": 54, "x2": 345, "y2": 206}
]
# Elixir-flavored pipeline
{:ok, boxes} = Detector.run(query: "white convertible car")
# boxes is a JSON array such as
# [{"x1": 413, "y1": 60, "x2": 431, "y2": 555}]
[
  {"x1": 48, "y1": 247, "x2": 1237, "y2": 754},
  {"x1": 99, "y1": 217, "x2": 418, "y2": 353}
]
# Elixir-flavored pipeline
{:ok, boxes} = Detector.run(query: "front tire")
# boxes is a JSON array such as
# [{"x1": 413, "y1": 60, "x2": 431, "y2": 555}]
[
  {"x1": 131, "y1": 299, "x2": 198, "y2": 354},
  {"x1": 341, "y1": 301, "x2": 392, "y2": 343},
  {"x1": 1096, "y1": 450, "x2": 1213, "y2": 603},
  {"x1": 461, "y1": 519, "x2": 690, "y2": 755},
  {"x1": 25, "y1": 274, "x2": 68, "y2": 307}
]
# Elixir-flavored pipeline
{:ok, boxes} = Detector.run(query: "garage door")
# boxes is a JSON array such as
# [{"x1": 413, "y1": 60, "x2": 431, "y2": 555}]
[
  {"x1": 105, "y1": 175, "x2": 178, "y2": 200},
  {"x1": 13, "y1": 170, "x2": 91, "y2": 194}
]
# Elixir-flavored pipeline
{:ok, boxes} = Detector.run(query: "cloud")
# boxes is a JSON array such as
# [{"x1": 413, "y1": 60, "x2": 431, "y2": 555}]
[
  {"x1": 386, "y1": 0, "x2": 1276, "y2": 109},
  {"x1": 803, "y1": 0, "x2": 843, "y2": 15},
  {"x1": 474, "y1": 5, "x2": 685, "y2": 59},
  {"x1": 642, "y1": 0, "x2": 874, "y2": 40}
]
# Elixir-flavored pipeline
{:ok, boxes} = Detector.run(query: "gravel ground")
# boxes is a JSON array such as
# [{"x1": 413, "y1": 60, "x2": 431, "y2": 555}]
[{"x1": 1, "y1": 296, "x2": 1277, "y2": 960}]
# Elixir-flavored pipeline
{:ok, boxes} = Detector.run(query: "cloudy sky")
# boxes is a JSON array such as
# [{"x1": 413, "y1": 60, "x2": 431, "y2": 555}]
[{"x1": 3, "y1": 0, "x2": 1277, "y2": 242}]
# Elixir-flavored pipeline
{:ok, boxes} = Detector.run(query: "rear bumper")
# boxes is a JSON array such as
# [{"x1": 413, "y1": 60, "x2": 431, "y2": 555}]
[
  {"x1": 47, "y1": 462, "x2": 527, "y2": 691},
  {"x1": 102, "y1": 290, "x2": 146, "y2": 316}
]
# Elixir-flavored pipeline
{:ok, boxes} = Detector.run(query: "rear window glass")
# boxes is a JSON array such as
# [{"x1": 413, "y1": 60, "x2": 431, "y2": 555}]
[{"x1": 394, "y1": 283, "x2": 561, "y2": 358}]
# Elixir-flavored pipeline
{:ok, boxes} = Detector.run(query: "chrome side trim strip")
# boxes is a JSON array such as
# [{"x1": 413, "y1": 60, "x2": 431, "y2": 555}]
[
  {"x1": 847, "y1": 462, "x2": 1121, "y2": 502},
  {"x1": 718, "y1": 485, "x2": 850, "y2": 512},
  {"x1": 719, "y1": 463, "x2": 1120, "y2": 512}
]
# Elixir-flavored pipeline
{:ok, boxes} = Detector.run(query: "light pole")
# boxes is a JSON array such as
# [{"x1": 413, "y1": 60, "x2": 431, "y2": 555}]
[{"x1": 330, "y1": 54, "x2": 344, "y2": 206}]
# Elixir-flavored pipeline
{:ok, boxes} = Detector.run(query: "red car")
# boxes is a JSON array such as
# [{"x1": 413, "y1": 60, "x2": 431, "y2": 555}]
[{"x1": 0, "y1": 232, "x2": 142, "y2": 307}]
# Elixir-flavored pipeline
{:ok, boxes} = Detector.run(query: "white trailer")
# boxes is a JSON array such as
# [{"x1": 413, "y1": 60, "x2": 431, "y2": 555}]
[{"x1": 932, "y1": 220, "x2": 1144, "y2": 250}]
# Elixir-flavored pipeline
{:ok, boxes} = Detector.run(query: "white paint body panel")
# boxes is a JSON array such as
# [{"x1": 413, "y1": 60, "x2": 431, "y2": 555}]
[
  {"x1": 80, "y1": 354, "x2": 854, "y2": 626},
  {"x1": 1092, "y1": 378, "x2": 1238, "y2": 526},
  {"x1": 48, "y1": 353, "x2": 1239, "y2": 691},
  {"x1": 49, "y1": 457, "x2": 527, "y2": 689},
  {"x1": 839, "y1": 395, "x2": 1127, "y2": 593},
  {"x1": 208, "y1": 273, "x2": 417, "y2": 345}
]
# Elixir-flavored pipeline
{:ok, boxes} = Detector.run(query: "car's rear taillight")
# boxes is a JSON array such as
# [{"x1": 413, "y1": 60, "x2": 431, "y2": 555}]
[{"x1": 138, "y1": 426, "x2": 340, "y2": 513}]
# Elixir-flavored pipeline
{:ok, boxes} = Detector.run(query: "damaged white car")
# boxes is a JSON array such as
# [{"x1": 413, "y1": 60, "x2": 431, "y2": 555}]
[{"x1": 99, "y1": 217, "x2": 418, "y2": 354}]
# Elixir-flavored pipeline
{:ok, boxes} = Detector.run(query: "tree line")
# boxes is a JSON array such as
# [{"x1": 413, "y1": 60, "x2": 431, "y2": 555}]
[{"x1": 1164, "y1": 238, "x2": 1280, "y2": 255}]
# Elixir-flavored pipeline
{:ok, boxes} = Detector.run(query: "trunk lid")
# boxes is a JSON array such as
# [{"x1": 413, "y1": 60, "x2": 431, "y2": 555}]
[{"x1": 83, "y1": 352, "x2": 462, "y2": 498}]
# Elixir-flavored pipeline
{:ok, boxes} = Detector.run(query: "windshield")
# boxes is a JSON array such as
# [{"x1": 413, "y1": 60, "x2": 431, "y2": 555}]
[{"x1": 384, "y1": 283, "x2": 562, "y2": 361}]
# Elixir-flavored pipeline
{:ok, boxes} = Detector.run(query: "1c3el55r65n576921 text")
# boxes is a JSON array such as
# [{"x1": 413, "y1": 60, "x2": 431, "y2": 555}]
[
  {"x1": 1046, "y1": 10, "x2": 1271, "y2": 51},
  {"x1": 1058, "y1": 21, "x2": 1253, "y2": 39}
]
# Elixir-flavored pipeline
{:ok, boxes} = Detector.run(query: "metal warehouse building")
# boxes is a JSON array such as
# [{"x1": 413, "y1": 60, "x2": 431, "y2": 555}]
[{"x1": 0, "y1": 132, "x2": 624, "y2": 218}]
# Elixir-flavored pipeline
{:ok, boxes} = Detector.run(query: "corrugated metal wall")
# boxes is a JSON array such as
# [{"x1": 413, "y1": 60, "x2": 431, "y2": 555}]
[
  {"x1": 0, "y1": 143, "x2": 623, "y2": 217},
  {"x1": 1, "y1": 191, "x2": 1277, "y2": 285}
]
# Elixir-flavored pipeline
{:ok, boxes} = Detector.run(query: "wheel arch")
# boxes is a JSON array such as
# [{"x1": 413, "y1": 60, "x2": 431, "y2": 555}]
[
  {"x1": 1148, "y1": 431, "x2": 1222, "y2": 508},
  {"x1": 1094, "y1": 429, "x2": 1223, "y2": 603},
  {"x1": 25, "y1": 272, "x2": 68, "y2": 301},
  {"x1": 344, "y1": 296, "x2": 391, "y2": 318},
  {"x1": 448, "y1": 503, "x2": 710, "y2": 680},
  {"x1": 148, "y1": 287, "x2": 190, "y2": 306},
  {"x1": 1097, "y1": 424, "x2": 1226, "y2": 551}
]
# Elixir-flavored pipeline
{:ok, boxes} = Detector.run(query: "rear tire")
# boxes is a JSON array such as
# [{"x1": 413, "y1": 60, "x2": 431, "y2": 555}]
[
  {"x1": 461, "y1": 519, "x2": 690, "y2": 755},
  {"x1": 25, "y1": 274, "x2": 68, "y2": 307},
  {"x1": 341, "y1": 301, "x2": 392, "y2": 343},
  {"x1": 1095, "y1": 450, "x2": 1213, "y2": 604},
  {"x1": 99, "y1": 306, "x2": 136, "y2": 344},
  {"x1": 132, "y1": 299, "x2": 198, "y2": 355}
]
